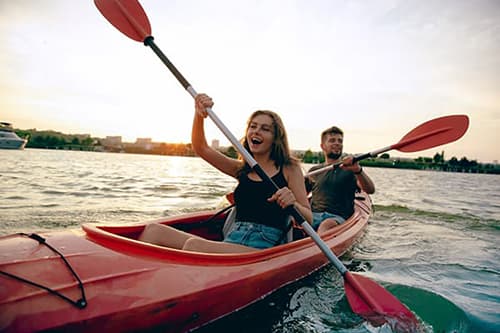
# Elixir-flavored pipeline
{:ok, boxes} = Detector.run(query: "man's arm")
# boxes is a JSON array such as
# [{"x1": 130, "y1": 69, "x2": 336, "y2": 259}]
[
  {"x1": 339, "y1": 155, "x2": 375, "y2": 194},
  {"x1": 354, "y1": 167, "x2": 375, "y2": 194}
]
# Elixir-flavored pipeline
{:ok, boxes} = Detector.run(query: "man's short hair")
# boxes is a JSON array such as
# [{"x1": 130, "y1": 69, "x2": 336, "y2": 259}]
[{"x1": 321, "y1": 126, "x2": 344, "y2": 142}]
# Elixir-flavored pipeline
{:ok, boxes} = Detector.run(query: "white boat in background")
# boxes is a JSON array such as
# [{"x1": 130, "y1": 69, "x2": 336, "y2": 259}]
[{"x1": 0, "y1": 122, "x2": 28, "y2": 149}]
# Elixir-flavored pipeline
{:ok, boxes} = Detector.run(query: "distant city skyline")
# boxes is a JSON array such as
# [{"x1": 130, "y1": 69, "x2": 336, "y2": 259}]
[{"x1": 2, "y1": 1, "x2": 499, "y2": 163}]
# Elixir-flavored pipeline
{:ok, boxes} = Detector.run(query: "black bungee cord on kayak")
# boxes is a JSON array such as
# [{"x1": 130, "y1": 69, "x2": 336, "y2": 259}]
[{"x1": 0, "y1": 232, "x2": 87, "y2": 309}]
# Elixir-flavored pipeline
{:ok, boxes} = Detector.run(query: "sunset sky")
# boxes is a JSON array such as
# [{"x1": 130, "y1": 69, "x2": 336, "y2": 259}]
[{"x1": 2, "y1": 1, "x2": 499, "y2": 163}]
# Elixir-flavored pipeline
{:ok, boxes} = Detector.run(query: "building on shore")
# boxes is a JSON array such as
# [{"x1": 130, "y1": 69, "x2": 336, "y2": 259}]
[
  {"x1": 102, "y1": 136, "x2": 123, "y2": 152},
  {"x1": 134, "y1": 138, "x2": 153, "y2": 150}
]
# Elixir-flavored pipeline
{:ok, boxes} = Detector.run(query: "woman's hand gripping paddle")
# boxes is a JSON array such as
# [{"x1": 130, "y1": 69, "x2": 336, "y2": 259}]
[
  {"x1": 94, "y1": 1, "x2": 420, "y2": 330},
  {"x1": 307, "y1": 114, "x2": 469, "y2": 177}
]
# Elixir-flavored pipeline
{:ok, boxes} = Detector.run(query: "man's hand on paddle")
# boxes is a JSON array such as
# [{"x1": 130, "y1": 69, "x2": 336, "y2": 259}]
[{"x1": 339, "y1": 155, "x2": 362, "y2": 173}]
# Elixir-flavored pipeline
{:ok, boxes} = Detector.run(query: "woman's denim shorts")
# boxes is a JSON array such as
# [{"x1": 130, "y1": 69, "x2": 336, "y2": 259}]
[
  {"x1": 224, "y1": 221, "x2": 284, "y2": 249},
  {"x1": 312, "y1": 212, "x2": 346, "y2": 230}
]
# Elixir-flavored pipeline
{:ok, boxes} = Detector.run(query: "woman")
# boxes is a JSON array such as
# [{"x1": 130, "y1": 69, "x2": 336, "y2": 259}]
[{"x1": 139, "y1": 94, "x2": 311, "y2": 253}]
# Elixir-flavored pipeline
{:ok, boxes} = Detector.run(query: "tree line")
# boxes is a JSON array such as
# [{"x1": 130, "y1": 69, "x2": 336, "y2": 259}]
[
  {"x1": 15, "y1": 129, "x2": 499, "y2": 174},
  {"x1": 16, "y1": 129, "x2": 94, "y2": 150},
  {"x1": 300, "y1": 149, "x2": 499, "y2": 174},
  {"x1": 16, "y1": 129, "x2": 196, "y2": 155}
]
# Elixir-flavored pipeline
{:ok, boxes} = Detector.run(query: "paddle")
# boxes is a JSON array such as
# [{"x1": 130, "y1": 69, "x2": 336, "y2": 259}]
[
  {"x1": 94, "y1": 1, "x2": 419, "y2": 330},
  {"x1": 307, "y1": 114, "x2": 470, "y2": 177}
]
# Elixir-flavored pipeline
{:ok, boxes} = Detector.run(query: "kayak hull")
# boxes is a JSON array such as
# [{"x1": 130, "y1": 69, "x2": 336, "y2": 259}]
[{"x1": 0, "y1": 194, "x2": 371, "y2": 332}]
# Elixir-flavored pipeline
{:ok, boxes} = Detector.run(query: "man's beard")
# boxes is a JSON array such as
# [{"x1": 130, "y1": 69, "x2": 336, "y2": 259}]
[{"x1": 327, "y1": 151, "x2": 342, "y2": 160}]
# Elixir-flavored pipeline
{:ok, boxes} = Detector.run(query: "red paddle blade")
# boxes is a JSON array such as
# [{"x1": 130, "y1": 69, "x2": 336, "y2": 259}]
[
  {"x1": 394, "y1": 114, "x2": 469, "y2": 153},
  {"x1": 95, "y1": 0, "x2": 151, "y2": 42},
  {"x1": 344, "y1": 272, "x2": 420, "y2": 331}
]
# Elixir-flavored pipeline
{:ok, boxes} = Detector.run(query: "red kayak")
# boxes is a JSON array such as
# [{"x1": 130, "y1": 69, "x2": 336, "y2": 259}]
[{"x1": 0, "y1": 193, "x2": 371, "y2": 332}]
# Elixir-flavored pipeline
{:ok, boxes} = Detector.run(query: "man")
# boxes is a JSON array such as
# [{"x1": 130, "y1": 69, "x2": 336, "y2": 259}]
[{"x1": 305, "y1": 126, "x2": 375, "y2": 233}]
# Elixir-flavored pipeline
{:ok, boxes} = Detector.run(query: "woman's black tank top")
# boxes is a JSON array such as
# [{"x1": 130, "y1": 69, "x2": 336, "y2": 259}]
[{"x1": 233, "y1": 168, "x2": 289, "y2": 231}]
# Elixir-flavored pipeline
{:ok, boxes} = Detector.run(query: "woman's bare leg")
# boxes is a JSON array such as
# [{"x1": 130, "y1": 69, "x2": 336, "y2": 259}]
[
  {"x1": 317, "y1": 217, "x2": 341, "y2": 234},
  {"x1": 138, "y1": 223, "x2": 202, "y2": 249},
  {"x1": 138, "y1": 223, "x2": 256, "y2": 253},
  {"x1": 183, "y1": 237, "x2": 255, "y2": 253}
]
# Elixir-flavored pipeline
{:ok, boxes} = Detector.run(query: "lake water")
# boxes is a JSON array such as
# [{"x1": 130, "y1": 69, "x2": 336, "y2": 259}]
[{"x1": 1, "y1": 149, "x2": 499, "y2": 332}]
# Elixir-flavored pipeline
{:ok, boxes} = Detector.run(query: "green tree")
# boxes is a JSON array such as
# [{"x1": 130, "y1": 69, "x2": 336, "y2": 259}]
[
  {"x1": 415, "y1": 157, "x2": 424, "y2": 163},
  {"x1": 225, "y1": 146, "x2": 238, "y2": 158},
  {"x1": 459, "y1": 157, "x2": 471, "y2": 168},
  {"x1": 82, "y1": 137, "x2": 94, "y2": 146},
  {"x1": 302, "y1": 149, "x2": 315, "y2": 163},
  {"x1": 433, "y1": 151, "x2": 444, "y2": 163}
]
